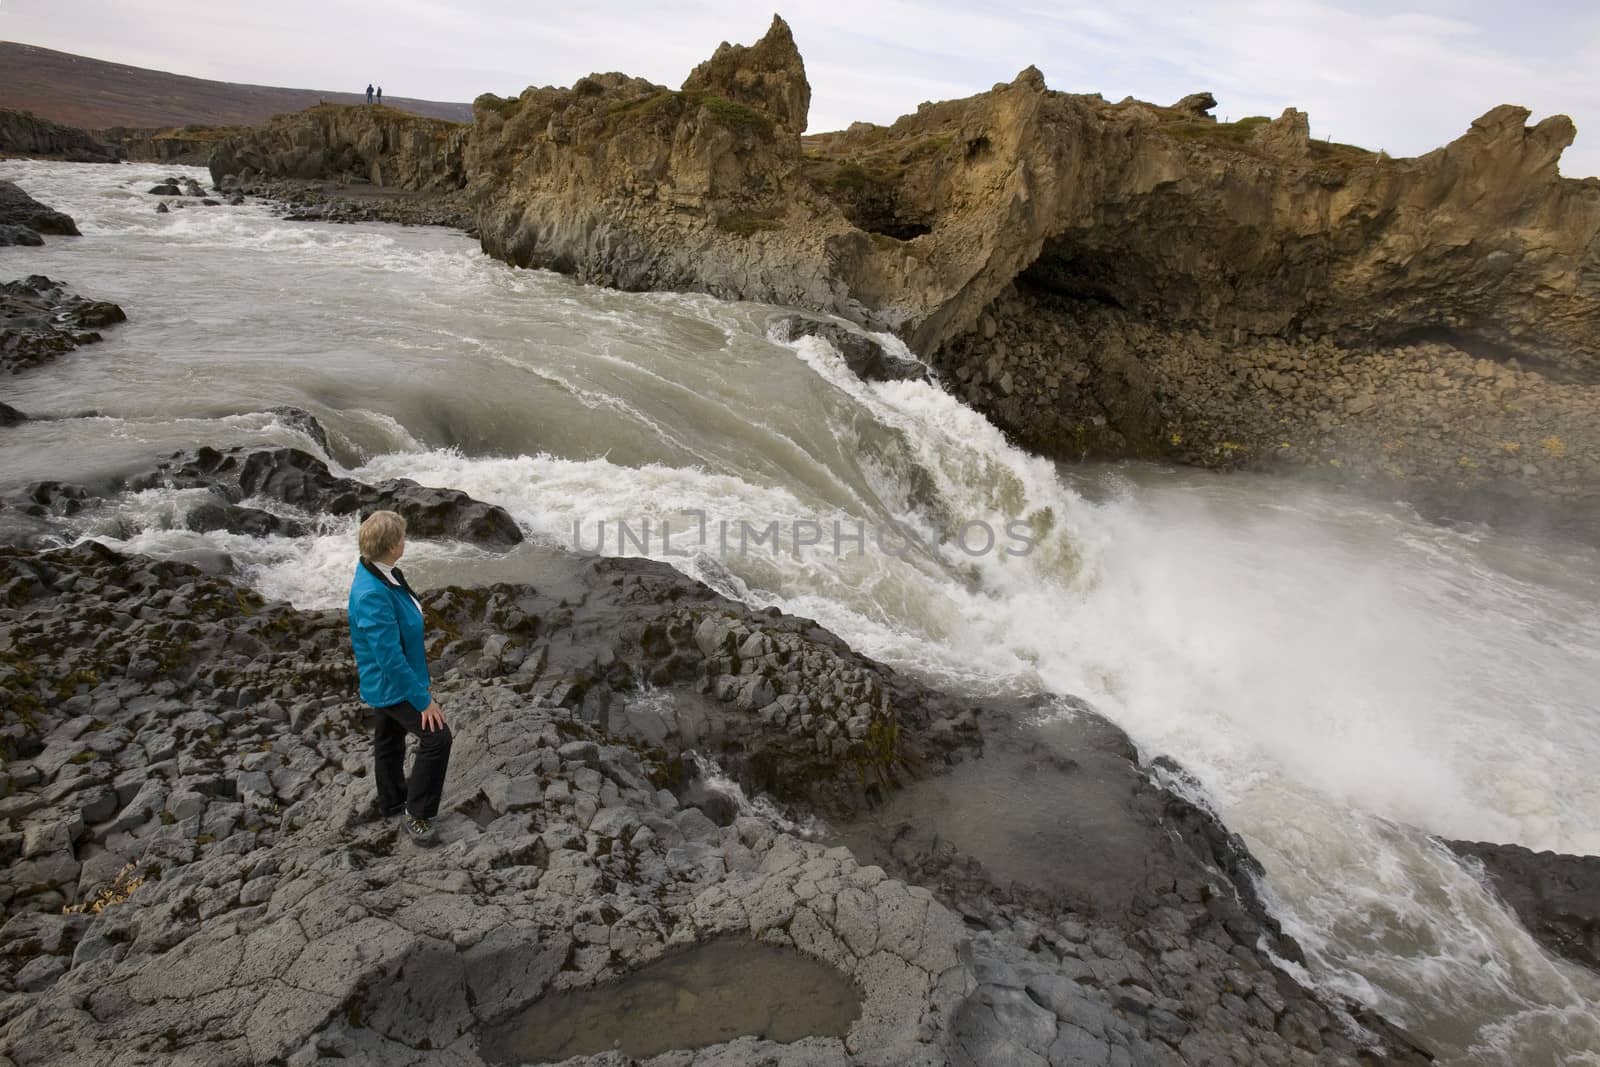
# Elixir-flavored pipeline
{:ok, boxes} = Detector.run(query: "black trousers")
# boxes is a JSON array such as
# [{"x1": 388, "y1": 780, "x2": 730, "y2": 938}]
[{"x1": 372, "y1": 700, "x2": 452, "y2": 819}]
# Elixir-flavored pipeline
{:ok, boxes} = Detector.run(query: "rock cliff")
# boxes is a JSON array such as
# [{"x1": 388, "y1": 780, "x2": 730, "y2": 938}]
[
  {"x1": 101, "y1": 125, "x2": 243, "y2": 167},
  {"x1": 451, "y1": 21, "x2": 1600, "y2": 370},
  {"x1": 0, "y1": 109, "x2": 119, "y2": 163},
  {"x1": 206, "y1": 16, "x2": 1600, "y2": 530},
  {"x1": 209, "y1": 104, "x2": 468, "y2": 193}
]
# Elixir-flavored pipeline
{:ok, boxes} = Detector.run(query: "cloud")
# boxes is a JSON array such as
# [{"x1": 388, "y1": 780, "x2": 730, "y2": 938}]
[{"x1": 4, "y1": 0, "x2": 1598, "y2": 174}]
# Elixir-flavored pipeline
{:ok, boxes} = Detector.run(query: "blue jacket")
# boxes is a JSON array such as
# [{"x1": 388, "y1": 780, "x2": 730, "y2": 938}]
[{"x1": 348, "y1": 559, "x2": 431, "y2": 711}]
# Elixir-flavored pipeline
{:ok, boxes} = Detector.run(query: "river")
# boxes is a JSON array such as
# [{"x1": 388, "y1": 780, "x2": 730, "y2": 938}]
[{"x1": 3, "y1": 160, "x2": 1597, "y2": 1065}]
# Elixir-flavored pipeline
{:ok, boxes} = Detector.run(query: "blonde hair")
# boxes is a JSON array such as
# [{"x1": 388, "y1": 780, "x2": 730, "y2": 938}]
[{"x1": 359, "y1": 510, "x2": 406, "y2": 561}]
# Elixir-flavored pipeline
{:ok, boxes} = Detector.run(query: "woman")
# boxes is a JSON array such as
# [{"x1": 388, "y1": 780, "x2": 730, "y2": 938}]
[{"x1": 348, "y1": 510, "x2": 451, "y2": 843}]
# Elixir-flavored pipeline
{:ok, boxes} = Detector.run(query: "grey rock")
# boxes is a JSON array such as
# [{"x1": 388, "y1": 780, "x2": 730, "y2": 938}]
[
  {"x1": 14, "y1": 955, "x2": 69, "y2": 992},
  {"x1": 482, "y1": 773, "x2": 542, "y2": 814},
  {"x1": 557, "y1": 739, "x2": 600, "y2": 766}
]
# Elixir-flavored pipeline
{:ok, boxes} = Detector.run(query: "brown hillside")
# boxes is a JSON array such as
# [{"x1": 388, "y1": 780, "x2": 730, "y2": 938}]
[{"x1": 0, "y1": 41, "x2": 471, "y2": 128}]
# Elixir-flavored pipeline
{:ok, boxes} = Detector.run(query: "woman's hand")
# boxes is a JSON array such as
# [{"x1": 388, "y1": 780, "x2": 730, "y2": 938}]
[{"x1": 421, "y1": 700, "x2": 446, "y2": 732}]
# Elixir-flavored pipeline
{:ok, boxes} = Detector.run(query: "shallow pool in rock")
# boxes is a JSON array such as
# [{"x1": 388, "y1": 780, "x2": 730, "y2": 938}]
[{"x1": 477, "y1": 938, "x2": 862, "y2": 1063}]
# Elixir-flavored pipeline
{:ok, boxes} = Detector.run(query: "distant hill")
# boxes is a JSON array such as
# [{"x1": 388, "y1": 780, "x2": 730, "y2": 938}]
[{"x1": 0, "y1": 42, "x2": 473, "y2": 129}]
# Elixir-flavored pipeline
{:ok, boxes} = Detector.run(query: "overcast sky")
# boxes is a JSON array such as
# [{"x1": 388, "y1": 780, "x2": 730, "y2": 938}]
[{"x1": 6, "y1": 0, "x2": 1599, "y2": 176}]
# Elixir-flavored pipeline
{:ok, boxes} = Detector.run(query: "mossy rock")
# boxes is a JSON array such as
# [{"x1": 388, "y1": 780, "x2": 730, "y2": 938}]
[
  {"x1": 697, "y1": 95, "x2": 775, "y2": 140},
  {"x1": 715, "y1": 210, "x2": 784, "y2": 237}
]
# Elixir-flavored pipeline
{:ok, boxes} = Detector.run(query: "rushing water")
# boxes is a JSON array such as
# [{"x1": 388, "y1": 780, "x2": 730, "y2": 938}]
[{"x1": 4, "y1": 161, "x2": 1599, "y2": 1065}]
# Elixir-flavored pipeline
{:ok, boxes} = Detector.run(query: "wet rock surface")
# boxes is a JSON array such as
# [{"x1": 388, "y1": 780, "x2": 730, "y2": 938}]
[
  {"x1": 940, "y1": 281, "x2": 1600, "y2": 541},
  {"x1": 1, "y1": 276, "x2": 127, "y2": 375},
  {"x1": 772, "y1": 316, "x2": 929, "y2": 384},
  {"x1": 0, "y1": 180, "x2": 80, "y2": 244},
  {"x1": 126, "y1": 445, "x2": 524, "y2": 549},
  {"x1": 222, "y1": 172, "x2": 473, "y2": 229},
  {"x1": 478, "y1": 938, "x2": 862, "y2": 1062},
  {"x1": 0, "y1": 483, "x2": 1438, "y2": 1064},
  {"x1": 1447, "y1": 839, "x2": 1600, "y2": 974}
]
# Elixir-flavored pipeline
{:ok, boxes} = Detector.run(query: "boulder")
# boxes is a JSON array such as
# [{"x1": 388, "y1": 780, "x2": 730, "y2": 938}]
[
  {"x1": 0, "y1": 223, "x2": 45, "y2": 247},
  {"x1": 772, "y1": 316, "x2": 930, "y2": 384},
  {"x1": 1171, "y1": 91, "x2": 1218, "y2": 118},
  {"x1": 0, "y1": 180, "x2": 80, "y2": 239},
  {"x1": 1251, "y1": 107, "x2": 1311, "y2": 160},
  {"x1": 266, "y1": 405, "x2": 331, "y2": 454}
]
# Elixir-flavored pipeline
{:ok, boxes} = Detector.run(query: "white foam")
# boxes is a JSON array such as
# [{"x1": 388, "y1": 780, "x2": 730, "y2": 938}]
[{"x1": 688, "y1": 751, "x2": 826, "y2": 838}]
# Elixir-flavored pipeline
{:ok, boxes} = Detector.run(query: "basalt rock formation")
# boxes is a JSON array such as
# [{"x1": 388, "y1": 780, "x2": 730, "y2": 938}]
[
  {"x1": 205, "y1": 16, "x2": 1600, "y2": 530},
  {"x1": 0, "y1": 109, "x2": 120, "y2": 164},
  {"x1": 101, "y1": 125, "x2": 243, "y2": 167},
  {"x1": 125, "y1": 446, "x2": 525, "y2": 550},
  {"x1": 1447, "y1": 839, "x2": 1600, "y2": 974},
  {"x1": 461, "y1": 17, "x2": 1600, "y2": 531},
  {"x1": 1, "y1": 276, "x2": 126, "y2": 375},
  {"x1": 456, "y1": 20, "x2": 1600, "y2": 365},
  {"x1": 0, "y1": 442, "x2": 1435, "y2": 1063},
  {"x1": 0, "y1": 521, "x2": 1433, "y2": 1065},
  {"x1": 208, "y1": 104, "x2": 469, "y2": 194}
]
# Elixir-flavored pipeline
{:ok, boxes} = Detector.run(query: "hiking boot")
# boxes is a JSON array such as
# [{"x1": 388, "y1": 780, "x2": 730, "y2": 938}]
[
  {"x1": 400, "y1": 814, "x2": 435, "y2": 844},
  {"x1": 372, "y1": 802, "x2": 405, "y2": 824}
]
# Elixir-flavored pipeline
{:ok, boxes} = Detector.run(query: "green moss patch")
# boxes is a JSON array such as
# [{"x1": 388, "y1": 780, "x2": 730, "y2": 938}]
[{"x1": 715, "y1": 209, "x2": 784, "y2": 236}]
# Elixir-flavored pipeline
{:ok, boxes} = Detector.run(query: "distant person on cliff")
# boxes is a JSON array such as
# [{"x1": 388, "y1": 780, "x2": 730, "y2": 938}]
[
  {"x1": 376, "y1": 86, "x2": 383, "y2": 105},
  {"x1": 366, "y1": 83, "x2": 374, "y2": 104},
  {"x1": 348, "y1": 510, "x2": 451, "y2": 844}
]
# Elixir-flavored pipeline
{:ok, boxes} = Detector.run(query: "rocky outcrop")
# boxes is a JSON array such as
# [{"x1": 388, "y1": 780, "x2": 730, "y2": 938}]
[
  {"x1": 452, "y1": 19, "x2": 1600, "y2": 530},
  {"x1": 208, "y1": 104, "x2": 469, "y2": 193},
  {"x1": 463, "y1": 17, "x2": 847, "y2": 311},
  {"x1": 224, "y1": 174, "x2": 473, "y2": 229},
  {"x1": 0, "y1": 109, "x2": 119, "y2": 163},
  {"x1": 0, "y1": 226, "x2": 42, "y2": 249},
  {"x1": 1448, "y1": 839, "x2": 1600, "y2": 973},
  {"x1": 0, "y1": 442, "x2": 1436, "y2": 1063},
  {"x1": 458, "y1": 24, "x2": 1600, "y2": 375},
  {"x1": 125, "y1": 446, "x2": 525, "y2": 550},
  {"x1": 0, "y1": 181, "x2": 79, "y2": 244},
  {"x1": 772, "y1": 315, "x2": 929, "y2": 383},
  {"x1": 199, "y1": 20, "x2": 1600, "y2": 526},
  {"x1": 0, "y1": 402, "x2": 27, "y2": 426},
  {"x1": 936, "y1": 282, "x2": 1600, "y2": 537},
  {"x1": 1, "y1": 276, "x2": 125, "y2": 375},
  {"x1": 0, "y1": 523, "x2": 1433, "y2": 1064},
  {"x1": 99, "y1": 125, "x2": 241, "y2": 166}
]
